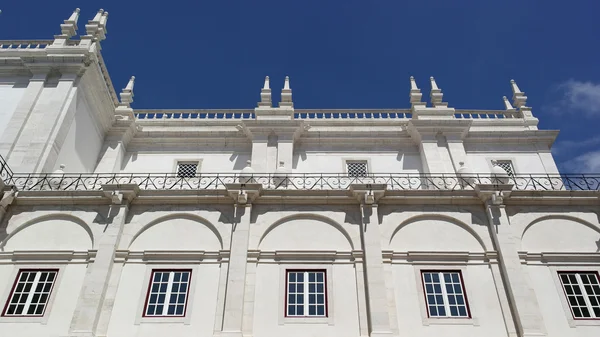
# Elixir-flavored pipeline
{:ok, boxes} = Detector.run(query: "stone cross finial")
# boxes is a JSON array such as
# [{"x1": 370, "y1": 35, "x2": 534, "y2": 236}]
[
  {"x1": 409, "y1": 76, "x2": 425, "y2": 108},
  {"x1": 59, "y1": 8, "x2": 80, "y2": 38},
  {"x1": 119, "y1": 76, "x2": 135, "y2": 108},
  {"x1": 510, "y1": 79, "x2": 528, "y2": 108},
  {"x1": 257, "y1": 76, "x2": 272, "y2": 108},
  {"x1": 429, "y1": 76, "x2": 447, "y2": 107},
  {"x1": 279, "y1": 76, "x2": 293, "y2": 108}
]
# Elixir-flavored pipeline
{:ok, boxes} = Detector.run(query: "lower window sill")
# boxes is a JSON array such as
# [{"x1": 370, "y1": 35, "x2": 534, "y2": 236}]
[
  {"x1": 136, "y1": 316, "x2": 190, "y2": 325},
  {"x1": 0, "y1": 316, "x2": 48, "y2": 324},
  {"x1": 282, "y1": 316, "x2": 331, "y2": 325},
  {"x1": 422, "y1": 317, "x2": 478, "y2": 326}
]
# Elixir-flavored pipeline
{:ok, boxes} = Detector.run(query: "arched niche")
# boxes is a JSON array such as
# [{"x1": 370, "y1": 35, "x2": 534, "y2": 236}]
[
  {"x1": 259, "y1": 216, "x2": 353, "y2": 251},
  {"x1": 521, "y1": 216, "x2": 600, "y2": 252},
  {"x1": 2, "y1": 216, "x2": 93, "y2": 251},
  {"x1": 390, "y1": 215, "x2": 485, "y2": 252},
  {"x1": 129, "y1": 215, "x2": 222, "y2": 251}
]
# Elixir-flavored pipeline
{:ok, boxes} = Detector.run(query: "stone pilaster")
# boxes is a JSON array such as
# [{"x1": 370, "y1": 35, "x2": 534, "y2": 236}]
[
  {"x1": 94, "y1": 141, "x2": 125, "y2": 173},
  {"x1": 68, "y1": 185, "x2": 138, "y2": 337},
  {"x1": 477, "y1": 184, "x2": 547, "y2": 337},
  {"x1": 0, "y1": 72, "x2": 47, "y2": 159}
]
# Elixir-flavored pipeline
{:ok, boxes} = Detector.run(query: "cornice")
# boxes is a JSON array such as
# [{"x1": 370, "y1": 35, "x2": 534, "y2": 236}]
[
  {"x1": 382, "y1": 250, "x2": 498, "y2": 264},
  {"x1": 253, "y1": 250, "x2": 359, "y2": 263},
  {"x1": 519, "y1": 252, "x2": 600, "y2": 265},
  {"x1": 0, "y1": 250, "x2": 96, "y2": 263},
  {"x1": 114, "y1": 250, "x2": 228, "y2": 263}
]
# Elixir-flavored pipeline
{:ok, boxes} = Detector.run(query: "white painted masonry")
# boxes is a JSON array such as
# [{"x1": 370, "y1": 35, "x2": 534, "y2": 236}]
[{"x1": 0, "y1": 8, "x2": 598, "y2": 337}]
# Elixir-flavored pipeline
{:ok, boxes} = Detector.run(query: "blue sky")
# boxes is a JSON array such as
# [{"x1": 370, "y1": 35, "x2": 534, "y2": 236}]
[{"x1": 1, "y1": 1, "x2": 599, "y2": 172}]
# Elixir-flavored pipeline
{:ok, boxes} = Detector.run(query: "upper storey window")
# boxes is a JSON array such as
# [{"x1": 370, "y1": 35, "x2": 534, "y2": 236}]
[
  {"x1": 144, "y1": 270, "x2": 192, "y2": 317},
  {"x1": 493, "y1": 160, "x2": 515, "y2": 177},
  {"x1": 559, "y1": 271, "x2": 600, "y2": 319},
  {"x1": 176, "y1": 162, "x2": 198, "y2": 178},
  {"x1": 346, "y1": 161, "x2": 368, "y2": 177},
  {"x1": 422, "y1": 271, "x2": 471, "y2": 318},
  {"x1": 286, "y1": 270, "x2": 327, "y2": 317},
  {"x1": 2, "y1": 270, "x2": 58, "y2": 317}
]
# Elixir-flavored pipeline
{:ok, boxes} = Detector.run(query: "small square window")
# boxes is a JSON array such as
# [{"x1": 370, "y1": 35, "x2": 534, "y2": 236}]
[
  {"x1": 176, "y1": 162, "x2": 198, "y2": 178},
  {"x1": 421, "y1": 271, "x2": 470, "y2": 318},
  {"x1": 286, "y1": 270, "x2": 327, "y2": 317},
  {"x1": 143, "y1": 270, "x2": 192, "y2": 317},
  {"x1": 346, "y1": 161, "x2": 368, "y2": 177},
  {"x1": 2, "y1": 269, "x2": 58, "y2": 317},
  {"x1": 493, "y1": 160, "x2": 515, "y2": 177},
  {"x1": 558, "y1": 271, "x2": 600, "y2": 319}
]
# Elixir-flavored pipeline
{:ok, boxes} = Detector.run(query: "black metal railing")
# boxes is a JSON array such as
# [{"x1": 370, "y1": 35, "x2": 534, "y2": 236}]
[{"x1": 2, "y1": 172, "x2": 599, "y2": 192}]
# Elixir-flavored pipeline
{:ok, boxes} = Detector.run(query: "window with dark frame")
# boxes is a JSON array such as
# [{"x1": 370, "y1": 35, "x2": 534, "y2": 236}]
[
  {"x1": 421, "y1": 271, "x2": 470, "y2": 318},
  {"x1": 2, "y1": 269, "x2": 58, "y2": 317},
  {"x1": 286, "y1": 270, "x2": 327, "y2": 317},
  {"x1": 493, "y1": 160, "x2": 515, "y2": 177},
  {"x1": 346, "y1": 161, "x2": 368, "y2": 177},
  {"x1": 176, "y1": 162, "x2": 198, "y2": 178},
  {"x1": 558, "y1": 271, "x2": 600, "y2": 319},
  {"x1": 143, "y1": 270, "x2": 191, "y2": 317}
]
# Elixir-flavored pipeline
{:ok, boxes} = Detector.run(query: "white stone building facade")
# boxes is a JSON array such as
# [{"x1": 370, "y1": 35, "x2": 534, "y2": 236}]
[{"x1": 0, "y1": 8, "x2": 599, "y2": 337}]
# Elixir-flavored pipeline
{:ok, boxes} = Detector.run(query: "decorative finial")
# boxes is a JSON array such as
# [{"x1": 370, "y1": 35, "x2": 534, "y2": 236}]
[
  {"x1": 58, "y1": 8, "x2": 80, "y2": 39},
  {"x1": 409, "y1": 76, "x2": 425, "y2": 108},
  {"x1": 257, "y1": 76, "x2": 272, "y2": 108},
  {"x1": 429, "y1": 76, "x2": 447, "y2": 107},
  {"x1": 280, "y1": 76, "x2": 293, "y2": 108},
  {"x1": 503, "y1": 96, "x2": 515, "y2": 111},
  {"x1": 119, "y1": 76, "x2": 135, "y2": 108},
  {"x1": 85, "y1": 9, "x2": 108, "y2": 41},
  {"x1": 510, "y1": 79, "x2": 528, "y2": 109}
]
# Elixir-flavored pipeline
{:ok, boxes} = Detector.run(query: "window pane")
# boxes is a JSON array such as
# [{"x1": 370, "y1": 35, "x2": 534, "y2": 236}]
[
  {"x1": 144, "y1": 270, "x2": 190, "y2": 317},
  {"x1": 3, "y1": 270, "x2": 57, "y2": 317}
]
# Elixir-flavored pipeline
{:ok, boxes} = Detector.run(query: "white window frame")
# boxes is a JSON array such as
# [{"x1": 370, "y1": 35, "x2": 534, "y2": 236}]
[
  {"x1": 143, "y1": 270, "x2": 191, "y2": 317},
  {"x1": 135, "y1": 265, "x2": 199, "y2": 325},
  {"x1": 278, "y1": 264, "x2": 334, "y2": 325},
  {"x1": 285, "y1": 270, "x2": 327, "y2": 318},
  {"x1": 421, "y1": 270, "x2": 471, "y2": 318},
  {"x1": 413, "y1": 265, "x2": 479, "y2": 326},
  {"x1": 550, "y1": 266, "x2": 600, "y2": 327},
  {"x1": 0, "y1": 265, "x2": 65, "y2": 324},
  {"x1": 558, "y1": 271, "x2": 600, "y2": 320},
  {"x1": 2, "y1": 269, "x2": 58, "y2": 317}
]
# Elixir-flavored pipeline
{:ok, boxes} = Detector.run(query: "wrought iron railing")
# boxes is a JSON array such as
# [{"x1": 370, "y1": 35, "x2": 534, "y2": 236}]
[{"x1": 2, "y1": 172, "x2": 599, "y2": 192}]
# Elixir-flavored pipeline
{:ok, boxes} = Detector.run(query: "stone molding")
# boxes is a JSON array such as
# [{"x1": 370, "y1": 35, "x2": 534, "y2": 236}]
[{"x1": 0, "y1": 250, "x2": 96, "y2": 263}]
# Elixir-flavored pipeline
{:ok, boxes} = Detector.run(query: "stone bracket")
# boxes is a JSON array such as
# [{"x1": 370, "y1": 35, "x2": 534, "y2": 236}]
[
  {"x1": 225, "y1": 183, "x2": 262, "y2": 205},
  {"x1": 100, "y1": 184, "x2": 140, "y2": 204},
  {"x1": 475, "y1": 183, "x2": 514, "y2": 206},
  {"x1": 350, "y1": 183, "x2": 387, "y2": 205}
]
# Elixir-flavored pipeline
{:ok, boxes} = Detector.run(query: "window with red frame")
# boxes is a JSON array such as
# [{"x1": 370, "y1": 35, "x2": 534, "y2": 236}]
[
  {"x1": 143, "y1": 270, "x2": 191, "y2": 317},
  {"x1": 558, "y1": 271, "x2": 600, "y2": 319},
  {"x1": 2, "y1": 269, "x2": 58, "y2": 317},
  {"x1": 421, "y1": 270, "x2": 471, "y2": 318},
  {"x1": 286, "y1": 270, "x2": 327, "y2": 317}
]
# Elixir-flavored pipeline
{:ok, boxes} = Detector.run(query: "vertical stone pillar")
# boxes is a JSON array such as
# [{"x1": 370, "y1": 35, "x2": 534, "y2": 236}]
[
  {"x1": 477, "y1": 185, "x2": 546, "y2": 337},
  {"x1": 94, "y1": 141, "x2": 125, "y2": 173},
  {"x1": 69, "y1": 185, "x2": 138, "y2": 337},
  {"x1": 251, "y1": 136, "x2": 268, "y2": 173},
  {"x1": 360, "y1": 204, "x2": 393, "y2": 337},
  {"x1": 241, "y1": 252, "x2": 258, "y2": 337},
  {"x1": 353, "y1": 252, "x2": 370, "y2": 337},
  {"x1": 446, "y1": 135, "x2": 468, "y2": 171},
  {"x1": 0, "y1": 72, "x2": 47, "y2": 159},
  {"x1": 8, "y1": 72, "x2": 79, "y2": 173},
  {"x1": 534, "y1": 143, "x2": 560, "y2": 175},
  {"x1": 416, "y1": 135, "x2": 455, "y2": 174},
  {"x1": 219, "y1": 203, "x2": 252, "y2": 337},
  {"x1": 276, "y1": 135, "x2": 294, "y2": 170}
]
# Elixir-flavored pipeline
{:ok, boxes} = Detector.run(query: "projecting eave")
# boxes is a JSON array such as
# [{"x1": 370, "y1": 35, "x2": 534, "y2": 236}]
[{"x1": 464, "y1": 129, "x2": 559, "y2": 147}]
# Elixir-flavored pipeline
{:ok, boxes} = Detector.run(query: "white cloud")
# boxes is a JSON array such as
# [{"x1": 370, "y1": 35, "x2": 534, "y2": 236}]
[
  {"x1": 552, "y1": 135, "x2": 600, "y2": 156},
  {"x1": 562, "y1": 150, "x2": 600, "y2": 173},
  {"x1": 554, "y1": 80, "x2": 600, "y2": 117}
]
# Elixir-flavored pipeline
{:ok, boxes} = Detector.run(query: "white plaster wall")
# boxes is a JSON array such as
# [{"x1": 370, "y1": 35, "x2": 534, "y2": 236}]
[
  {"x1": 252, "y1": 263, "x2": 360, "y2": 337},
  {"x1": 120, "y1": 151, "x2": 251, "y2": 173},
  {"x1": 393, "y1": 264, "x2": 508, "y2": 337},
  {"x1": 0, "y1": 78, "x2": 27, "y2": 139},
  {"x1": 259, "y1": 218, "x2": 352, "y2": 251},
  {"x1": 521, "y1": 218, "x2": 600, "y2": 253},
  {"x1": 465, "y1": 148, "x2": 547, "y2": 175},
  {"x1": 53, "y1": 90, "x2": 104, "y2": 173},
  {"x1": 293, "y1": 150, "x2": 422, "y2": 174},
  {"x1": 2, "y1": 218, "x2": 93, "y2": 251},
  {"x1": 529, "y1": 265, "x2": 600, "y2": 337},
  {"x1": 389, "y1": 218, "x2": 484, "y2": 252},
  {"x1": 129, "y1": 217, "x2": 222, "y2": 251},
  {"x1": 106, "y1": 263, "x2": 220, "y2": 337}
]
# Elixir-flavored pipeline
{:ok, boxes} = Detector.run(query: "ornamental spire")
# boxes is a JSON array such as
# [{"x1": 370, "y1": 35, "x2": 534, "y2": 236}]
[
  {"x1": 279, "y1": 76, "x2": 293, "y2": 108},
  {"x1": 409, "y1": 76, "x2": 425, "y2": 108},
  {"x1": 429, "y1": 76, "x2": 447, "y2": 107},
  {"x1": 257, "y1": 76, "x2": 272, "y2": 108},
  {"x1": 503, "y1": 96, "x2": 516, "y2": 111},
  {"x1": 85, "y1": 9, "x2": 108, "y2": 41},
  {"x1": 510, "y1": 79, "x2": 528, "y2": 108},
  {"x1": 60, "y1": 8, "x2": 80, "y2": 38},
  {"x1": 119, "y1": 76, "x2": 135, "y2": 108}
]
